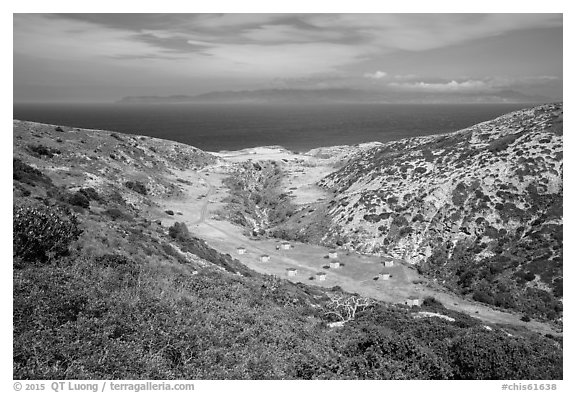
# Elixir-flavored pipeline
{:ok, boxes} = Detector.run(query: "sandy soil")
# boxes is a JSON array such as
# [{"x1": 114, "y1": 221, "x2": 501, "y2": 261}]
[{"x1": 155, "y1": 146, "x2": 561, "y2": 337}]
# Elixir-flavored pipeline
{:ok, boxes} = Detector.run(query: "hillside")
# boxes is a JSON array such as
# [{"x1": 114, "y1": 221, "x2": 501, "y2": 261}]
[
  {"x1": 12, "y1": 118, "x2": 562, "y2": 379},
  {"x1": 313, "y1": 103, "x2": 563, "y2": 322}
]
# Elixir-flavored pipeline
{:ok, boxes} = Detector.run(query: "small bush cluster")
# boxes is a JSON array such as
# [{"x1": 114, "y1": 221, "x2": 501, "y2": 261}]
[
  {"x1": 168, "y1": 222, "x2": 190, "y2": 241},
  {"x1": 27, "y1": 144, "x2": 62, "y2": 158},
  {"x1": 13, "y1": 158, "x2": 53, "y2": 188},
  {"x1": 13, "y1": 203, "x2": 82, "y2": 264},
  {"x1": 67, "y1": 187, "x2": 101, "y2": 209},
  {"x1": 124, "y1": 181, "x2": 147, "y2": 195}
]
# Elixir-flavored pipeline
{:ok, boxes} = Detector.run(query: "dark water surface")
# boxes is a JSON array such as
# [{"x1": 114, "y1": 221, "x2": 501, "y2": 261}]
[{"x1": 14, "y1": 103, "x2": 530, "y2": 152}]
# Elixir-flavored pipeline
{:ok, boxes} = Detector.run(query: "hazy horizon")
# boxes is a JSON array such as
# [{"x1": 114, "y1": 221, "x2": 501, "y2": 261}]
[{"x1": 14, "y1": 13, "x2": 562, "y2": 104}]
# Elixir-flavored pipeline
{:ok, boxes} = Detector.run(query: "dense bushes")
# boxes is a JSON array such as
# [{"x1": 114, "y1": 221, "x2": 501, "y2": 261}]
[
  {"x1": 14, "y1": 252, "x2": 563, "y2": 379},
  {"x1": 13, "y1": 158, "x2": 53, "y2": 187},
  {"x1": 449, "y1": 329, "x2": 561, "y2": 379},
  {"x1": 13, "y1": 203, "x2": 82, "y2": 264},
  {"x1": 421, "y1": 235, "x2": 563, "y2": 321}
]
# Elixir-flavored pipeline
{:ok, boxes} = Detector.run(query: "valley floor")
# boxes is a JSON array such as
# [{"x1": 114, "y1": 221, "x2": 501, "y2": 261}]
[{"x1": 153, "y1": 146, "x2": 561, "y2": 337}]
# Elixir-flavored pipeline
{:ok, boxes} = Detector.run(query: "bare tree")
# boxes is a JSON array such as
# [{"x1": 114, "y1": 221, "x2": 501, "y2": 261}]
[{"x1": 324, "y1": 294, "x2": 375, "y2": 322}]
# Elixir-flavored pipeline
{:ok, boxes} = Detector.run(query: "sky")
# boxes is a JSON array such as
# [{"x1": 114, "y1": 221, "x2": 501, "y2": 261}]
[{"x1": 13, "y1": 13, "x2": 563, "y2": 103}]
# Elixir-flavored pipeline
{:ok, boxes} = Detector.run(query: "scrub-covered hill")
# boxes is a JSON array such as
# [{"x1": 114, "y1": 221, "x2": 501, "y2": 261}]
[{"x1": 316, "y1": 103, "x2": 563, "y2": 322}]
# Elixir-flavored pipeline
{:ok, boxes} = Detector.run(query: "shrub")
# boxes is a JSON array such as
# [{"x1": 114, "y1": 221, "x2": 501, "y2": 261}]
[
  {"x1": 79, "y1": 187, "x2": 100, "y2": 201},
  {"x1": 391, "y1": 215, "x2": 409, "y2": 228},
  {"x1": 13, "y1": 158, "x2": 53, "y2": 188},
  {"x1": 103, "y1": 208, "x2": 132, "y2": 221},
  {"x1": 520, "y1": 315, "x2": 531, "y2": 322},
  {"x1": 54, "y1": 126, "x2": 64, "y2": 132},
  {"x1": 168, "y1": 222, "x2": 190, "y2": 241},
  {"x1": 451, "y1": 183, "x2": 468, "y2": 206},
  {"x1": 125, "y1": 181, "x2": 147, "y2": 195},
  {"x1": 523, "y1": 271, "x2": 536, "y2": 281},
  {"x1": 68, "y1": 191, "x2": 90, "y2": 209},
  {"x1": 422, "y1": 296, "x2": 443, "y2": 309},
  {"x1": 27, "y1": 144, "x2": 61, "y2": 158},
  {"x1": 13, "y1": 203, "x2": 82, "y2": 264},
  {"x1": 399, "y1": 227, "x2": 413, "y2": 237},
  {"x1": 472, "y1": 290, "x2": 494, "y2": 305},
  {"x1": 165, "y1": 210, "x2": 175, "y2": 216}
]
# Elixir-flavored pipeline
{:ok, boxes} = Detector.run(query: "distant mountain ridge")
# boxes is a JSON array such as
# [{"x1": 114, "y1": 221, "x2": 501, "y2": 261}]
[
  {"x1": 118, "y1": 88, "x2": 549, "y2": 105},
  {"x1": 118, "y1": 88, "x2": 389, "y2": 104}
]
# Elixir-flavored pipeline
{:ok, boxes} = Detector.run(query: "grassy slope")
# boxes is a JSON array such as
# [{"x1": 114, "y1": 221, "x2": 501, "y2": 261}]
[{"x1": 13, "y1": 121, "x2": 562, "y2": 379}]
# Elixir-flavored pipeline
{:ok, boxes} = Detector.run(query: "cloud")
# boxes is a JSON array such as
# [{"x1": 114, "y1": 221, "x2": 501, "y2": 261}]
[
  {"x1": 364, "y1": 71, "x2": 388, "y2": 79},
  {"x1": 43, "y1": 13, "x2": 563, "y2": 57},
  {"x1": 242, "y1": 24, "x2": 327, "y2": 43},
  {"x1": 204, "y1": 42, "x2": 366, "y2": 76},
  {"x1": 389, "y1": 80, "x2": 490, "y2": 92},
  {"x1": 306, "y1": 14, "x2": 562, "y2": 51},
  {"x1": 14, "y1": 14, "x2": 563, "y2": 102},
  {"x1": 386, "y1": 75, "x2": 562, "y2": 96}
]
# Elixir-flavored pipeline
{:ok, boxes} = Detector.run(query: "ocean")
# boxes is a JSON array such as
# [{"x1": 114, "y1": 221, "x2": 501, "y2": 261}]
[{"x1": 13, "y1": 103, "x2": 531, "y2": 152}]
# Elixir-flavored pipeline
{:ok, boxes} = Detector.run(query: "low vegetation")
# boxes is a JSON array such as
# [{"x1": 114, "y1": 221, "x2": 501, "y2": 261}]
[
  {"x1": 12, "y1": 118, "x2": 563, "y2": 380},
  {"x1": 13, "y1": 202, "x2": 82, "y2": 265}
]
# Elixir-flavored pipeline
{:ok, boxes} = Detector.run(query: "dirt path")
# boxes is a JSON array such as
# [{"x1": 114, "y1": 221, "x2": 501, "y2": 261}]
[{"x1": 192, "y1": 181, "x2": 214, "y2": 225}]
